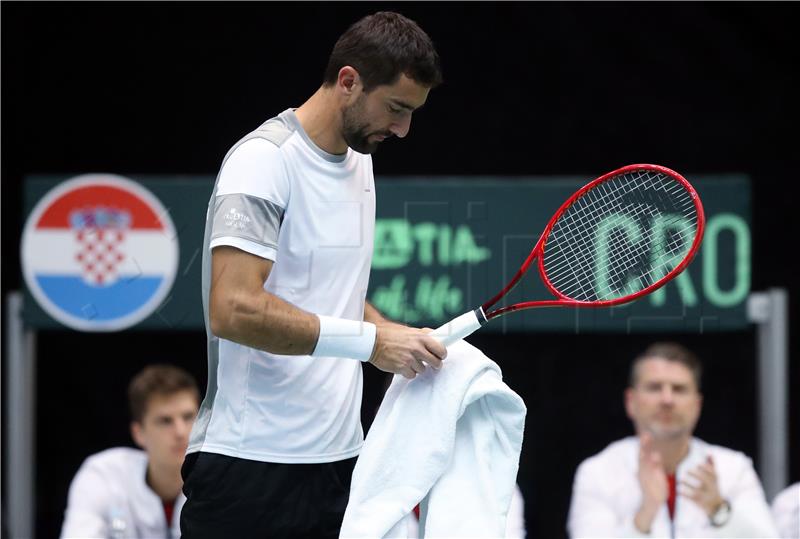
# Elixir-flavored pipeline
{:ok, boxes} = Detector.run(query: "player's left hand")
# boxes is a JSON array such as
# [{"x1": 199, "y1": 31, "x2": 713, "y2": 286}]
[{"x1": 679, "y1": 455, "x2": 725, "y2": 517}]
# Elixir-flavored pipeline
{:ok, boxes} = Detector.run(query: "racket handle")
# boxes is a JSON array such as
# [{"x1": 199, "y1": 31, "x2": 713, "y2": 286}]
[{"x1": 430, "y1": 307, "x2": 487, "y2": 347}]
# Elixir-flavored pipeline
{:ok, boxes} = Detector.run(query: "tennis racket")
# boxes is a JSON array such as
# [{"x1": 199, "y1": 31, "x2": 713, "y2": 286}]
[{"x1": 430, "y1": 164, "x2": 705, "y2": 346}]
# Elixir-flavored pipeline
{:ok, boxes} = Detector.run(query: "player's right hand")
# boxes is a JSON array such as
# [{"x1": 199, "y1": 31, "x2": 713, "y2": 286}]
[{"x1": 368, "y1": 324, "x2": 447, "y2": 379}]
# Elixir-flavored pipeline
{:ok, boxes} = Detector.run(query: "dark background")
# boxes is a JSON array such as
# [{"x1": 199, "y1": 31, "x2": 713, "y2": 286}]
[{"x1": 2, "y1": 2, "x2": 798, "y2": 538}]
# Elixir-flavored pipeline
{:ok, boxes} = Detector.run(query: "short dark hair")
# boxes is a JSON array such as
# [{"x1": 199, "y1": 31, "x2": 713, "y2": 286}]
[
  {"x1": 128, "y1": 365, "x2": 199, "y2": 423},
  {"x1": 629, "y1": 342, "x2": 703, "y2": 390},
  {"x1": 323, "y1": 11, "x2": 443, "y2": 92}
]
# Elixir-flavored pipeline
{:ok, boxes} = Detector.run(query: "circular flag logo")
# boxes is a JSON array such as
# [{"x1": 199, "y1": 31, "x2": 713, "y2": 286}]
[{"x1": 21, "y1": 174, "x2": 179, "y2": 331}]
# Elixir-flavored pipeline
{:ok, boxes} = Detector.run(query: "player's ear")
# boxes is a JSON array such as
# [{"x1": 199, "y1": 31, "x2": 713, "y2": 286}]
[
  {"x1": 338, "y1": 66, "x2": 361, "y2": 96},
  {"x1": 130, "y1": 421, "x2": 146, "y2": 449}
]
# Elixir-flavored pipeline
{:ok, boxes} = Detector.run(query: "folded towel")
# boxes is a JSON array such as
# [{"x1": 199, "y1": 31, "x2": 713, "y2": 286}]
[{"x1": 340, "y1": 340, "x2": 527, "y2": 538}]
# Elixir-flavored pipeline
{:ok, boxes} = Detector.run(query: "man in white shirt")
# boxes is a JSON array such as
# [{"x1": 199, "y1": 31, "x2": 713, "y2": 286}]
[
  {"x1": 61, "y1": 365, "x2": 200, "y2": 539},
  {"x1": 567, "y1": 342, "x2": 779, "y2": 538},
  {"x1": 181, "y1": 11, "x2": 446, "y2": 539}
]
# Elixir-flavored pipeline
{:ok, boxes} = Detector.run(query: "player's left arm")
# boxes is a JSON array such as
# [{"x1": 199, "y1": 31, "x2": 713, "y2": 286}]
[
  {"x1": 365, "y1": 302, "x2": 438, "y2": 334},
  {"x1": 364, "y1": 302, "x2": 413, "y2": 328},
  {"x1": 364, "y1": 302, "x2": 389, "y2": 326}
]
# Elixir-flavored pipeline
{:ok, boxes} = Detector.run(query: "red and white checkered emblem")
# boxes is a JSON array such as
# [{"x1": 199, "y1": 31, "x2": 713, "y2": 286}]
[{"x1": 71, "y1": 207, "x2": 131, "y2": 285}]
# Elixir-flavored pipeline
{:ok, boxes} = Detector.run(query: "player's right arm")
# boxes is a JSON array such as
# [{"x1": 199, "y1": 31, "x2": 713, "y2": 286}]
[
  {"x1": 210, "y1": 246, "x2": 445, "y2": 376},
  {"x1": 209, "y1": 245, "x2": 318, "y2": 354}
]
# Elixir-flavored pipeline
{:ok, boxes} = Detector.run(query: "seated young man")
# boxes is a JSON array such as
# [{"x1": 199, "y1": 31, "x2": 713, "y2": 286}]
[{"x1": 60, "y1": 365, "x2": 199, "y2": 539}]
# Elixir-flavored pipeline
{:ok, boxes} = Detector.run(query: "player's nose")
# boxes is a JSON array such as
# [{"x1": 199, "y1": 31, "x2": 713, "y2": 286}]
[{"x1": 390, "y1": 115, "x2": 412, "y2": 138}]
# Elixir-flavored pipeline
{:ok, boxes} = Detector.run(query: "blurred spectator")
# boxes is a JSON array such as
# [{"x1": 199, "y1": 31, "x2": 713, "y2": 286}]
[
  {"x1": 772, "y1": 482, "x2": 800, "y2": 539},
  {"x1": 567, "y1": 342, "x2": 778, "y2": 538},
  {"x1": 60, "y1": 365, "x2": 199, "y2": 539}
]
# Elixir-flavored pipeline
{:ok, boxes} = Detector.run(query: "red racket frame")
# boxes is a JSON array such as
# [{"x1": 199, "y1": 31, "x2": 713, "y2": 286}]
[{"x1": 481, "y1": 164, "x2": 705, "y2": 320}]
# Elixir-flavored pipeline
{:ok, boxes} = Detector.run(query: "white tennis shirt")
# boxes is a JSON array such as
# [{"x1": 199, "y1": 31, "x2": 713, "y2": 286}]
[
  {"x1": 60, "y1": 447, "x2": 183, "y2": 539},
  {"x1": 188, "y1": 109, "x2": 375, "y2": 463}
]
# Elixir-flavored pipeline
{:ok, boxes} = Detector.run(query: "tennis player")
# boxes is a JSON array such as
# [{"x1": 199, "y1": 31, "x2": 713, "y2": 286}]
[
  {"x1": 60, "y1": 365, "x2": 199, "y2": 539},
  {"x1": 181, "y1": 12, "x2": 445, "y2": 538}
]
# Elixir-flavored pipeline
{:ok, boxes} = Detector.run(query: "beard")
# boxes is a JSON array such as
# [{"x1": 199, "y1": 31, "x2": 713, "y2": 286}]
[
  {"x1": 640, "y1": 414, "x2": 695, "y2": 441},
  {"x1": 341, "y1": 95, "x2": 392, "y2": 154},
  {"x1": 646, "y1": 423, "x2": 690, "y2": 441}
]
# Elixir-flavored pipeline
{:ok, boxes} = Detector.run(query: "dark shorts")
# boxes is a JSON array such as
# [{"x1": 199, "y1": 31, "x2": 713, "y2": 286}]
[{"x1": 180, "y1": 451, "x2": 357, "y2": 539}]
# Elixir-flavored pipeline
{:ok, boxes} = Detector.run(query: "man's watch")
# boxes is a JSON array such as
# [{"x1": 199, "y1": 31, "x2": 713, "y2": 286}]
[{"x1": 709, "y1": 499, "x2": 732, "y2": 527}]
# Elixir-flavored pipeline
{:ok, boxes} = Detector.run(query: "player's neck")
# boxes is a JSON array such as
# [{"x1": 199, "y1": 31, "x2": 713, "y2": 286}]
[
  {"x1": 295, "y1": 87, "x2": 348, "y2": 155},
  {"x1": 145, "y1": 460, "x2": 183, "y2": 503},
  {"x1": 651, "y1": 436, "x2": 691, "y2": 474}
]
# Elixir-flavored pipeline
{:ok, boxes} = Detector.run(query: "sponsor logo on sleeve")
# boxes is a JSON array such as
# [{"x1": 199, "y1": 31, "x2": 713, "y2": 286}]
[{"x1": 224, "y1": 207, "x2": 251, "y2": 230}]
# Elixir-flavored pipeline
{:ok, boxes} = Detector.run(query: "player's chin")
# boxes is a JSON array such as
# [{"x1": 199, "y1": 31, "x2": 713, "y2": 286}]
[{"x1": 351, "y1": 141, "x2": 381, "y2": 155}]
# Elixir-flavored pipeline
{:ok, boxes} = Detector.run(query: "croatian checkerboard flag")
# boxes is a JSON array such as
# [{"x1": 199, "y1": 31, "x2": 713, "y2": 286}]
[{"x1": 22, "y1": 175, "x2": 179, "y2": 331}]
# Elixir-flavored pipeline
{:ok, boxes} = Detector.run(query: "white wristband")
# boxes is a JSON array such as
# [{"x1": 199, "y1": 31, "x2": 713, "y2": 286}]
[{"x1": 312, "y1": 315, "x2": 377, "y2": 362}]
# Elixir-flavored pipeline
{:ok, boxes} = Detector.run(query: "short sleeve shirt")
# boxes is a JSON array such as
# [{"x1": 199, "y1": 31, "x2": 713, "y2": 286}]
[{"x1": 188, "y1": 109, "x2": 376, "y2": 463}]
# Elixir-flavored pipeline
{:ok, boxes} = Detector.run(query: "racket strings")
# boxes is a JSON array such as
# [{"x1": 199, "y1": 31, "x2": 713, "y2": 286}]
[
  {"x1": 549, "y1": 175, "x2": 695, "y2": 300},
  {"x1": 547, "y1": 179, "x2": 658, "y2": 293},
  {"x1": 542, "y1": 169, "x2": 698, "y2": 302},
  {"x1": 551, "y1": 183, "x2": 694, "y2": 299},
  {"x1": 555, "y1": 194, "x2": 690, "y2": 292}
]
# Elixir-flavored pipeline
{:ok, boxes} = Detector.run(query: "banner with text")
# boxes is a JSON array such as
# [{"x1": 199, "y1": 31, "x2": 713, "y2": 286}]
[{"x1": 22, "y1": 175, "x2": 750, "y2": 332}]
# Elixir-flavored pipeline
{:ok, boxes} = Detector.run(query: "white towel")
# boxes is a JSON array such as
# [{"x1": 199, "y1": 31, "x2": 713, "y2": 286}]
[{"x1": 340, "y1": 340, "x2": 527, "y2": 538}]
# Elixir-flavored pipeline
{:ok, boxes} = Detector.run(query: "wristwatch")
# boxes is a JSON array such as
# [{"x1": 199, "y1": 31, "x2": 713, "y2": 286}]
[{"x1": 709, "y1": 499, "x2": 732, "y2": 527}]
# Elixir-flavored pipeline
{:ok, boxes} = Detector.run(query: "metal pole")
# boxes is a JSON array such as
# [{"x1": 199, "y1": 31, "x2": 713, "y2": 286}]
[
  {"x1": 747, "y1": 288, "x2": 789, "y2": 500},
  {"x1": 5, "y1": 291, "x2": 36, "y2": 539}
]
